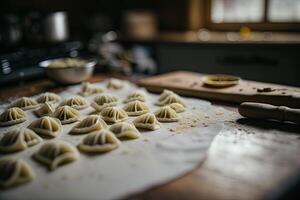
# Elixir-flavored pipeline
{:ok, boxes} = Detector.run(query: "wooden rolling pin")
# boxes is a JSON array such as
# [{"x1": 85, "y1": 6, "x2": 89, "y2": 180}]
[{"x1": 238, "y1": 102, "x2": 300, "y2": 124}]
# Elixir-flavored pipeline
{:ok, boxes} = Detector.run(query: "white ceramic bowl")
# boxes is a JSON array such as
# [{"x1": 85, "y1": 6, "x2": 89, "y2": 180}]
[{"x1": 39, "y1": 58, "x2": 96, "y2": 84}]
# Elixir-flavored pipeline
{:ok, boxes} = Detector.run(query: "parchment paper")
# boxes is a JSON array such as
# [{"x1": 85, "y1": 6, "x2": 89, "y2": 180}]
[{"x1": 0, "y1": 80, "x2": 234, "y2": 200}]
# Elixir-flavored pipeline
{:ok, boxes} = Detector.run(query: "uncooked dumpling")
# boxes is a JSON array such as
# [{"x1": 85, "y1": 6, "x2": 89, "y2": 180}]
[
  {"x1": 78, "y1": 130, "x2": 121, "y2": 153},
  {"x1": 60, "y1": 96, "x2": 89, "y2": 110},
  {"x1": 9, "y1": 97, "x2": 39, "y2": 110},
  {"x1": 155, "y1": 90, "x2": 186, "y2": 107},
  {"x1": 123, "y1": 90, "x2": 147, "y2": 103},
  {"x1": 107, "y1": 78, "x2": 125, "y2": 89},
  {"x1": 34, "y1": 102, "x2": 55, "y2": 117},
  {"x1": 33, "y1": 141, "x2": 78, "y2": 171},
  {"x1": 70, "y1": 115, "x2": 108, "y2": 135},
  {"x1": 133, "y1": 113, "x2": 161, "y2": 130},
  {"x1": 0, "y1": 157, "x2": 34, "y2": 189},
  {"x1": 52, "y1": 105, "x2": 80, "y2": 124},
  {"x1": 91, "y1": 94, "x2": 118, "y2": 111},
  {"x1": 36, "y1": 92, "x2": 61, "y2": 104},
  {"x1": 109, "y1": 122, "x2": 140, "y2": 139},
  {"x1": 156, "y1": 89, "x2": 174, "y2": 103},
  {"x1": 100, "y1": 107, "x2": 128, "y2": 123},
  {"x1": 79, "y1": 82, "x2": 104, "y2": 97},
  {"x1": 0, "y1": 128, "x2": 42, "y2": 153},
  {"x1": 169, "y1": 103, "x2": 186, "y2": 113},
  {"x1": 154, "y1": 106, "x2": 179, "y2": 122},
  {"x1": 0, "y1": 107, "x2": 26, "y2": 127},
  {"x1": 28, "y1": 116, "x2": 62, "y2": 138},
  {"x1": 123, "y1": 100, "x2": 149, "y2": 116}
]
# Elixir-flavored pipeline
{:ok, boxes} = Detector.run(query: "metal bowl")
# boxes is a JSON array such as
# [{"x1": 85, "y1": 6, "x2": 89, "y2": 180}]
[{"x1": 39, "y1": 58, "x2": 96, "y2": 84}]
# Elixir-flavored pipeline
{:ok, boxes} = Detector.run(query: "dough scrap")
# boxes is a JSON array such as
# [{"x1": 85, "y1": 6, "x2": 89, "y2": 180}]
[{"x1": 202, "y1": 74, "x2": 240, "y2": 87}]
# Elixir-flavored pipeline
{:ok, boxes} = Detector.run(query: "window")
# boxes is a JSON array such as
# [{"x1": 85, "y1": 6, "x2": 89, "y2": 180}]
[
  {"x1": 211, "y1": 0, "x2": 264, "y2": 23},
  {"x1": 268, "y1": 0, "x2": 300, "y2": 22},
  {"x1": 208, "y1": 0, "x2": 300, "y2": 31}
]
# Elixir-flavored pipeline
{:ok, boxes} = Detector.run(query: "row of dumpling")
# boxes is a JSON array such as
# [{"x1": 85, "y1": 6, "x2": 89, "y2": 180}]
[
  {"x1": 0, "y1": 78, "x2": 126, "y2": 124},
  {"x1": 79, "y1": 78, "x2": 129, "y2": 96},
  {"x1": 0, "y1": 88, "x2": 187, "y2": 189},
  {"x1": 0, "y1": 88, "x2": 186, "y2": 141},
  {"x1": 0, "y1": 88, "x2": 187, "y2": 142},
  {"x1": 0, "y1": 87, "x2": 186, "y2": 127}
]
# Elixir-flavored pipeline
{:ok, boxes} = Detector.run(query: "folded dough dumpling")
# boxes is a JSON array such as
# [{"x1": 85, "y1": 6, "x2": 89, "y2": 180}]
[
  {"x1": 36, "y1": 92, "x2": 61, "y2": 104},
  {"x1": 123, "y1": 100, "x2": 149, "y2": 116},
  {"x1": 79, "y1": 82, "x2": 104, "y2": 97},
  {"x1": 52, "y1": 105, "x2": 80, "y2": 124},
  {"x1": 158, "y1": 94, "x2": 186, "y2": 107},
  {"x1": 100, "y1": 107, "x2": 128, "y2": 123},
  {"x1": 123, "y1": 90, "x2": 147, "y2": 103},
  {"x1": 70, "y1": 115, "x2": 108, "y2": 135},
  {"x1": 28, "y1": 116, "x2": 62, "y2": 138},
  {"x1": 0, "y1": 107, "x2": 26, "y2": 127},
  {"x1": 133, "y1": 113, "x2": 161, "y2": 130},
  {"x1": 33, "y1": 141, "x2": 78, "y2": 171},
  {"x1": 155, "y1": 90, "x2": 186, "y2": 107},
  {"x1": 0, "y1": 157, "x2": 34, "y2": 189},
  {"x1": 91, "y1": 94, "x2": 118, "y2": 111},
  {"x1": 60, "y1": 96, "x2": 89, "y2": 110},
  {"x1": 9, "y1": 97, "x2": 39, "y2": 110},
  {"x1": 156, "y1": 89, "x2": 174, "y2": 102},
  {"x1": 0, "y1": 128, "x2": 42, "y2": 153},
  {"x1": 34, "y1": 102, "x2": 55, "y2": 117},
  {"x1": 78, "y1": 130, "x2": 121, "y2": 153},
  {"x1": 169, "y1": 103, "x2": 186, "y2": 113},
  {"x1": 154, "y1": 106, "x2": 179, "y2": 122},
  {"x1": 109, "y1": 122, "x2": 141, "y2": 139},
  {"x1": 107, "y1": 78, "x2": 125, "y2": 90}
]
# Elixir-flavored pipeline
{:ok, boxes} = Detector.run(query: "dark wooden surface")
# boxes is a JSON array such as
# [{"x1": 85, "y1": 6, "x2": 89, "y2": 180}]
[{"x1": 1, "y1": 75, "x2": 300, "y2": 200}]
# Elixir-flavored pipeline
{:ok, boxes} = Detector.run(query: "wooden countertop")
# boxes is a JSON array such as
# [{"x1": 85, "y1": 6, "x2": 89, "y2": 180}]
[{"x1": 1, "y1": 75, "x2": 300, "y2": 200}]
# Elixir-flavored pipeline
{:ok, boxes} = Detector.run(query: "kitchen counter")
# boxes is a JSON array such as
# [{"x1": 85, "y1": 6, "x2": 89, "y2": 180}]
[
  {"x1": 121, "y1": 31, "x2": 300, "y2": 44},
  {"x1": 1, "y1": 74, "x2": 300, "y2": 200}
]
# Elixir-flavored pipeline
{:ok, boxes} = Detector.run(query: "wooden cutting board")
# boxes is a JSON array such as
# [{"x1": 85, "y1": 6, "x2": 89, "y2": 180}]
[{"x1": 138, "y1": 71, "x2": 300, "y2": 108}]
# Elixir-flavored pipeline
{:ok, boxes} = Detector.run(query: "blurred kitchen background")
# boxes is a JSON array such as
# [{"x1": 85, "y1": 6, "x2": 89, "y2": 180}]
[{"x1": 1, "y1": 0, "x2": 300, "y2": 86}]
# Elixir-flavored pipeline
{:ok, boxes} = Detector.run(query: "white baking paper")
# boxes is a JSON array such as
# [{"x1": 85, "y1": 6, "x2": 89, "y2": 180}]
[{"x1": 0, "y1": 80, "x2": 231, "y2": 200}]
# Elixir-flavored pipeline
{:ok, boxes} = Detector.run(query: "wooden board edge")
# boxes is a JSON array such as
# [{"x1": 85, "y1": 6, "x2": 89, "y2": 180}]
[{"x1": 140, "y1": 84, "x2": 300, "y2": 108}]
